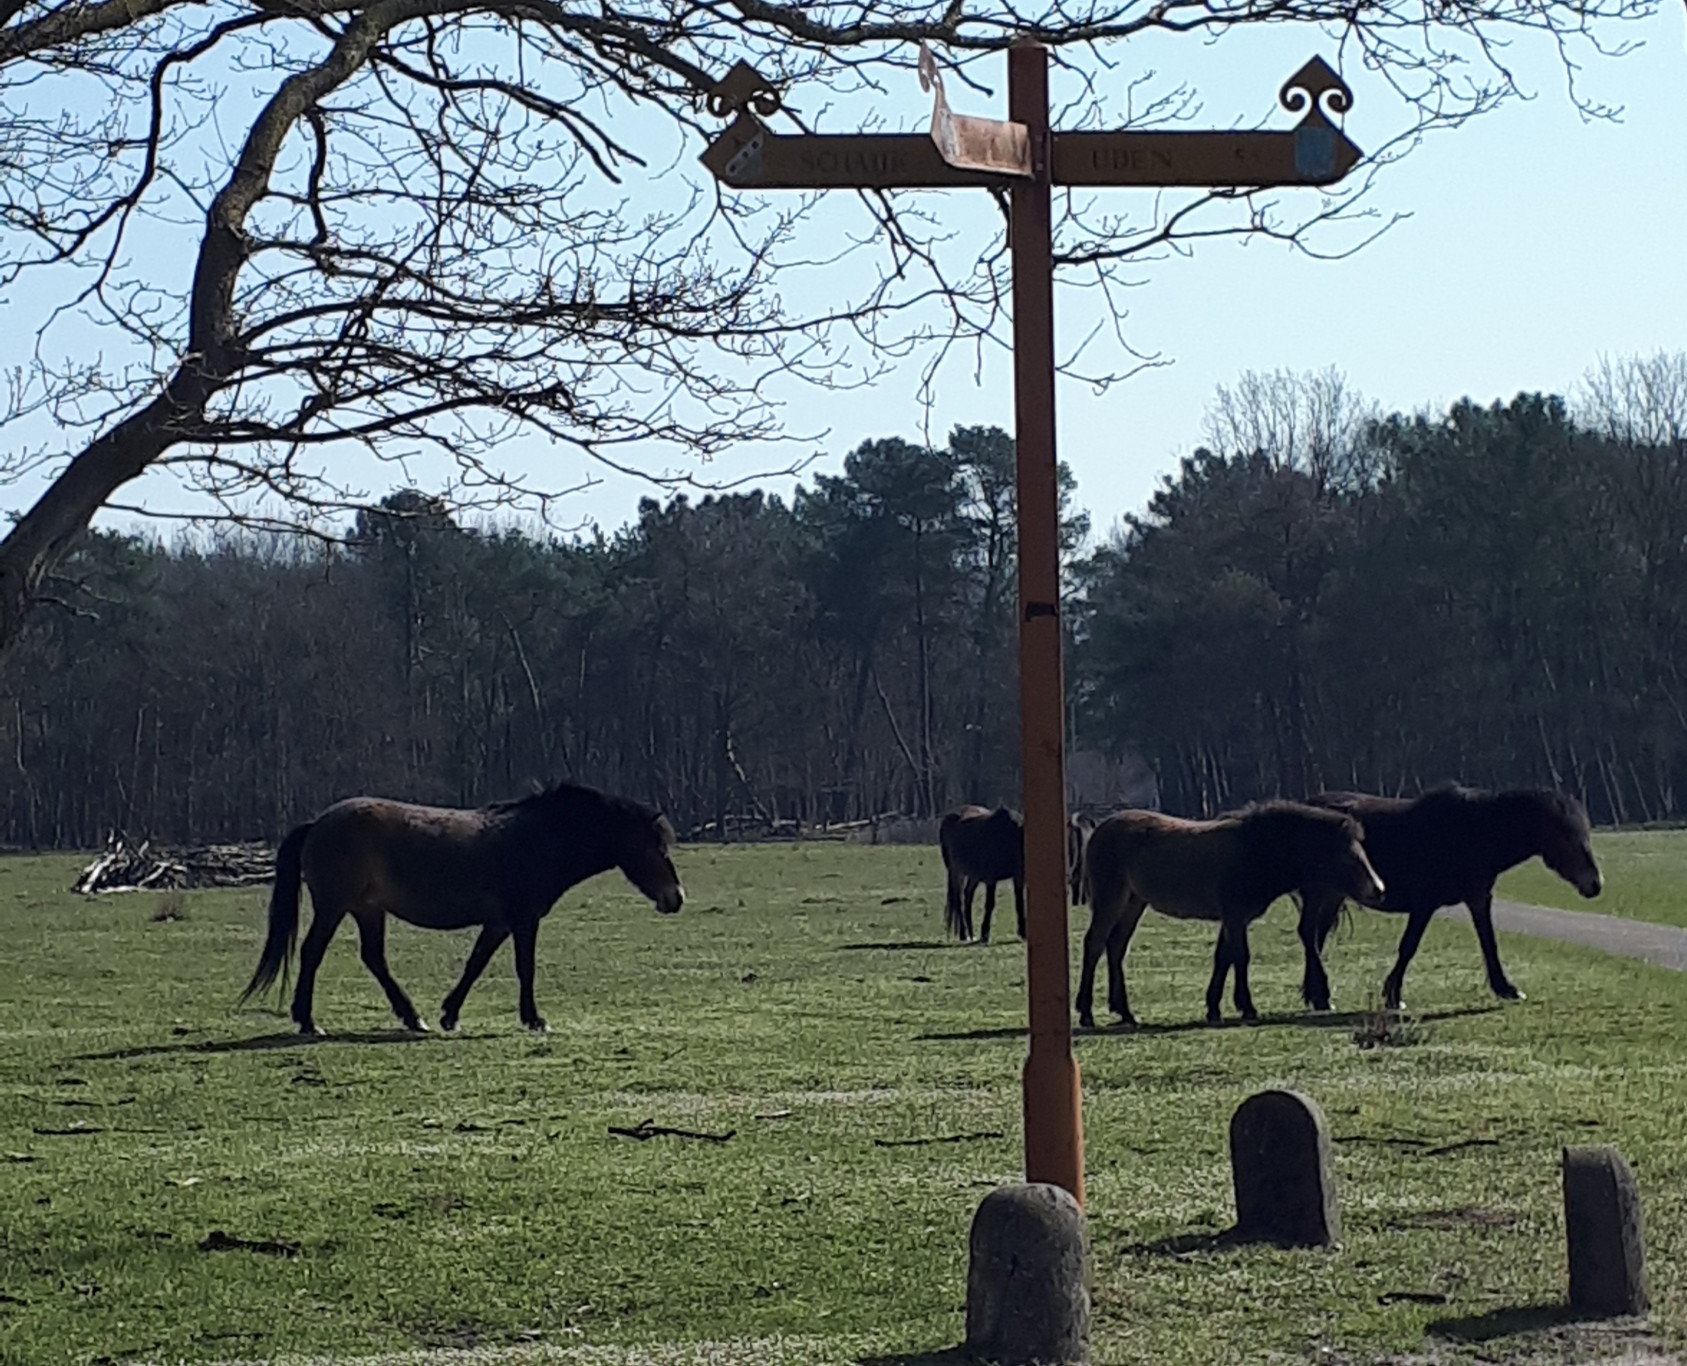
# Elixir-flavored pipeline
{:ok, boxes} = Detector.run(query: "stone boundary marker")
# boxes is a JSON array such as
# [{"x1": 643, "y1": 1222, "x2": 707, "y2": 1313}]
[
  {"x1": 965, "y1": 1182, "x2": 1090, "y2": 1364},
  {"x1": 1230, "y1": 1089, "x2": 1341, "y2": 1248},
  {"x1": 1564, "y1": 1145, "x2": 1648, "y2": 1316}
]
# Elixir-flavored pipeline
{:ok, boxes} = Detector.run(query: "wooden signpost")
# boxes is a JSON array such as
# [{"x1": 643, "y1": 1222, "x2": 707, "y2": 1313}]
[{"x1": 703, "y1": 44, "x2": 1362, "y2": 1207}]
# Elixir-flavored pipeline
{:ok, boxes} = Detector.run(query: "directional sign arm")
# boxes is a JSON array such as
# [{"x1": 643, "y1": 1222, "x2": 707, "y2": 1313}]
[
  {"x1": 1051, "y1": 126, "x2": 1361, "y2": 187},
  {"x1": 701, "y1": 113, "x2": 1010, "y2": 190}
]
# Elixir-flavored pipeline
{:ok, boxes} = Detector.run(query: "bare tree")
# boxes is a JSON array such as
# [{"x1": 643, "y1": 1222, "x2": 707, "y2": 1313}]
[
  {"x1": 1203, "y1": 366, "x2": 1383, "y2": 493},
  {"x1": 0, "y1": 0, "x2": 1654, "y2": 657}
]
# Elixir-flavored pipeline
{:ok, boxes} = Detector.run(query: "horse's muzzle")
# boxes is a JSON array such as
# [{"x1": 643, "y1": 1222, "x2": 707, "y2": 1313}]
[
  {"x1": 1576, "y1": 869, "x2": 1603, "y2": 899},
  {"x1": 656, "y1": 885, "x2": 685, "y2": 915},
  {"x1": 1355, "y1": 873, "x2": 1388, "y2": 908}
]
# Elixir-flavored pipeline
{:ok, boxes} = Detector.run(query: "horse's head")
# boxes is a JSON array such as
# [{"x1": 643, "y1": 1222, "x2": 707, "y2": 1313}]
[
  {"x1": 1537, "y1": 792, "x2": 1601, "y2": 899},
  {"x1": 1316, "y1": 810, "x2": 1387, "y2": 908},
  {"x1": 616, "y1": 809, "x2": 684, "y2": 914}
]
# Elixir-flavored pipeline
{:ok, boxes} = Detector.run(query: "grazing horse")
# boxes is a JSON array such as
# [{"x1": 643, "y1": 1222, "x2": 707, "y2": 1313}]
[
  {"x1": 1298, "y1": 785, "x2": 1601, "y2": 1011},
  {"x1": 241, "y1": 783, "x2": 684, "y2": 1035},
  {"x1": 940, "y1": 805, "x2": 1024, "y2": 943},
  {"x1": 1077, "y1": 802, "x2": 1386, "y2": 1028}
]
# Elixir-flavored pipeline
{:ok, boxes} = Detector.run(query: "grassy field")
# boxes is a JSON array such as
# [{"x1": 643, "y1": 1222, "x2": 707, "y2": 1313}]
[
  {"x1": 1, "y1": 843, "x2": 1684, "y2": 1366},
  {"x1": 1497, "y1": 829, "x2": 1687, "y2": 928}
]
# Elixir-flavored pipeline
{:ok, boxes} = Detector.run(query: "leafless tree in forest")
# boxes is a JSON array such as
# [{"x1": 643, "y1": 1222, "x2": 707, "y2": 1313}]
[{"x1": 0, "y1": 0, "x2": 1656, "y2": 658}]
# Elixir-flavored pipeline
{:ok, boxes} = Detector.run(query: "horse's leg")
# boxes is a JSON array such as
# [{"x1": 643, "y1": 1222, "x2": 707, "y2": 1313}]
[
  {"x1": 1298, "y1": 893, "x2": 1334, "y2": 1012},
  {"x1": 1383, "y1": 909, "x2": 1436, "y2": 1010},
  {"x1": 1467, "y1": 891, "x2": 1524, "y2": 1001},
  {"x1": 963, "y1": 878, "x2": 980, "y2": 943},
  {"x1": 1103, "y1": 896, "x2": 1148, "y2": 1025},
  {"x1": 290, "y1": 905, "x2": 347, "y2": 1036},
  {"x1": 980, "y1": 881, "x2": 998, "y2": 945},
  {"x1": 440, "y1": 924, "x2": 511, "y2": 1032},
  {"x1": 1229, "y1": 918, "x2": 1258, "y2": 1021},
  {"x1": 1013, "y1": 874, "x2": 1026, "y2": 940},
  {"x1": 353, "y1": 912, "x2": 428, "y2": 1033},
  {"x1": 510, "y1": 918, "x2": 548, "y2": 1033},
  {"x1": 1205, "y1": 926, "x2": 1234, "y2": 1023}
]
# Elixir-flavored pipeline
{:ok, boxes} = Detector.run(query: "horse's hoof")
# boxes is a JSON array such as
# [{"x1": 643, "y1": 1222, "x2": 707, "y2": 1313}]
[
  {"x1": 297, "y1": 1022, "x2": 324, "y2": 1038},
  {"x1": 1077, "y1": 1013, "x2": 1096, "y2": 1029},
  {"x1": 406, "y1": 1019, "x2": 430, "y2": 1034},
  {"x1": 440, "y1": 1016, "x2": 460, "y2": 1034},
  {"x1": 524, "y1": 1019, "x2": 550, "y2": 1035},
  {"x1": 1496, "y1": 984, "x2": 1526, "y2": 1002}
]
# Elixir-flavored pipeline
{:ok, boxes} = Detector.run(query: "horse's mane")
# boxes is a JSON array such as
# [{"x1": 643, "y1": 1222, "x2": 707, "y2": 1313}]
[
  {"x1": 489, "y1": 782, "x2": 668, "y2": 833},
  {"x1": 1225, "y1": 798, "x2": 1357, "y2": 832},
  {"x1": 487, "y1": 781, "x2": 606, "y2": 815},
  {"x1": 1416, "y1": 783, "x2": 1589, "y2": 833}
]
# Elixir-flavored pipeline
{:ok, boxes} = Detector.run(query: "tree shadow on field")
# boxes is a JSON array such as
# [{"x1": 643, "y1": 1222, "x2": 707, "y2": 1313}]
[
  {"x1": 916, "y1": 1002, "x2": 1498, "y2": 1045},
  {"x1": 74, "y1": 1030, "x2": 431, "y2": 1062}
]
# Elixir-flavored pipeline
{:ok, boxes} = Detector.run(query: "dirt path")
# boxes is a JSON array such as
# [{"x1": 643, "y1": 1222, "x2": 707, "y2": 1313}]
[{"x1": 1436, "y1": 900, "x2": 1687, "y2": 972}]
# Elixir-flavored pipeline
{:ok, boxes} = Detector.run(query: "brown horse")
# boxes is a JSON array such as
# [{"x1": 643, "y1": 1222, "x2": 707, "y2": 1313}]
[
  {"x1": 940, "y1": 805, "x2": 1024, "y2": 943},
  {"x1": 1077, "y1": 802, "x2": 1385, "y2": 1028},
  {"x1": 1298, "y1": 785, "x2": 1601, "y2": 1010},
  {"x1": 241, "y1": 783, "x2": 684, "y2": 1035}
]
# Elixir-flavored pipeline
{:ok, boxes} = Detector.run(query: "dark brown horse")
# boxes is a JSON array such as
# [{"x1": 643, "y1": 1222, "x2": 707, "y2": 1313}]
[
  {"x1": 1298, "y1": 785, "x2": 1601, "y2": 1010},
  {"x1": 241, "y1": 783, "x2": 684, "y2": 1035},
  {"x1": 1077, "y1": 802, "x2": 1385, "y2": 1028},
  {"x1": 940, "y1": 805, "x2": 1024, "y2": 943}
]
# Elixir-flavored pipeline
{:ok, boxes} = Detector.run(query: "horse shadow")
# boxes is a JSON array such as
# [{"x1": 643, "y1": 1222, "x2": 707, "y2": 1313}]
[
  {"x1": 838, "y1": 941, "x2": 956, "y2": 953},
  {"x1": 858, "y1": 1350, "x2": 975, "y2": 1366},
  {"x1": 73, "y1": 1030, "x2": 432, "y2": 1062},
  {"x1": 915, "y1": 1003, "x2": 1497, "y2": 1045}
]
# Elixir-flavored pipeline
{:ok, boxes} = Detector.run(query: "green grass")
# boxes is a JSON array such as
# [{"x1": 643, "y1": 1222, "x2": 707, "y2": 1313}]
[
  {"x1": 1, "y1": 844, "x2": 1684, "y2": 1365},
  {"x1": 1497, "y1": 830, "x2": 1687, "y2": 928}
]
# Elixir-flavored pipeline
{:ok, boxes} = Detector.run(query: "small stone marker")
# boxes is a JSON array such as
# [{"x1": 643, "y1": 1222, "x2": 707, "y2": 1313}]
[
  {"x1": 1563, "y1": 1145, "x2": 1648, "y2": 1316},
  {"x1": 1229, "y1": 1089, "x2": 1340, "y2": 1248},
  {"x1": 965, "y1": 1182, "x2": 1089, "y2": 1364}
]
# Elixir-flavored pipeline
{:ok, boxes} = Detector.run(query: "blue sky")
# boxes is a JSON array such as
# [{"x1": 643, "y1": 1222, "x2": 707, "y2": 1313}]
[
  {"x1": 536, "y1": 11, "x2": 1687, "y2": 540},
  {"x1": 5, "y1": 9, "x2": 1684, "y2": 542}
]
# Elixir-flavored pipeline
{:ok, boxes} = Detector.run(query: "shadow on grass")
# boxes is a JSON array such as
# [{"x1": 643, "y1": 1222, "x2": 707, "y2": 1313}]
[
  {"x1": 916, "y1": 1001, "x2": 1501, "y2": 1044},
  {"x1": 74, "y1": 1030, "x2": 431, "y2": 1062},
  {"x1": 1120, "y1": 1228, "x2": 1243, "y2": 1257},
  {"x1": 838, "y1": 941, "x2": 956, "y2": 953},
  {"x1": 1426, "y1": 1303, "x2": 1576, "y2": 1342},
  {"x1": 859, "y1": 1349, "x2": 975, "y2": 1366}
]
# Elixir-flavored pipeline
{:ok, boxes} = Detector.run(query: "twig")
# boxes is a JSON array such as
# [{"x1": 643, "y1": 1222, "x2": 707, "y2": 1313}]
[
  {"x1": 608, "y1": 1118, "x2": 735, "y2": 1144},
  {"x1": 1425, "y1": 1138, "x2": 1501, "y2": 1157},
  {"x1": 873, "y1": 1129, "x2": 1004, "y2": 1148}
]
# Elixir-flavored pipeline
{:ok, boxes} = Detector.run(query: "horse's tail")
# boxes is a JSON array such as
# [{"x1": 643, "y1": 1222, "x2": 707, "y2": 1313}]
[
  {"x1": 944, "y1": 871, "x2": 968, "y2": 939},
  {"x1": 240, "y1": 822, "x2": 314, "y2": 1005},
  {"x1": 939, "y1": 818, "x2": 967, "y2": 939}
]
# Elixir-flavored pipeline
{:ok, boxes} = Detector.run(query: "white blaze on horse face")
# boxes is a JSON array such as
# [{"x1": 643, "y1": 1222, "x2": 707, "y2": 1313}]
[{"x1": 1351, "y1": 842, "x2": 1386, "y2": 905}]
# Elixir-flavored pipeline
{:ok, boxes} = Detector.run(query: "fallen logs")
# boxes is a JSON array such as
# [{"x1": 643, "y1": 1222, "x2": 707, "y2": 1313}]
[{"x1": 73, "y1": 833, "x2": 276, "y2": 895}]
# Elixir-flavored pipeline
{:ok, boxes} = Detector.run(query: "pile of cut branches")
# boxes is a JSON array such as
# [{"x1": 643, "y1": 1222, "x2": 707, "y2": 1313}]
[{"x1": 73, "y1": 833, "x2": 275, "y2": 895}]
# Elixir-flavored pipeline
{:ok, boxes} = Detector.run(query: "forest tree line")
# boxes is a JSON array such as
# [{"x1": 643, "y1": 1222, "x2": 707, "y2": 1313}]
[{"x1": 2, "y1": 354, "x2": 1684, "y2": 847}]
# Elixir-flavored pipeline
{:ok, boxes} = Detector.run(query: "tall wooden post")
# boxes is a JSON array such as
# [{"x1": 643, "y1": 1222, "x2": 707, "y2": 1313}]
[
  {"x1": 1008, "y1": 41, "x2": 1084, "y2": 1207},
  {"x1": 701, "y1": 42, "x2": 1363, "y2": 1216}
]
